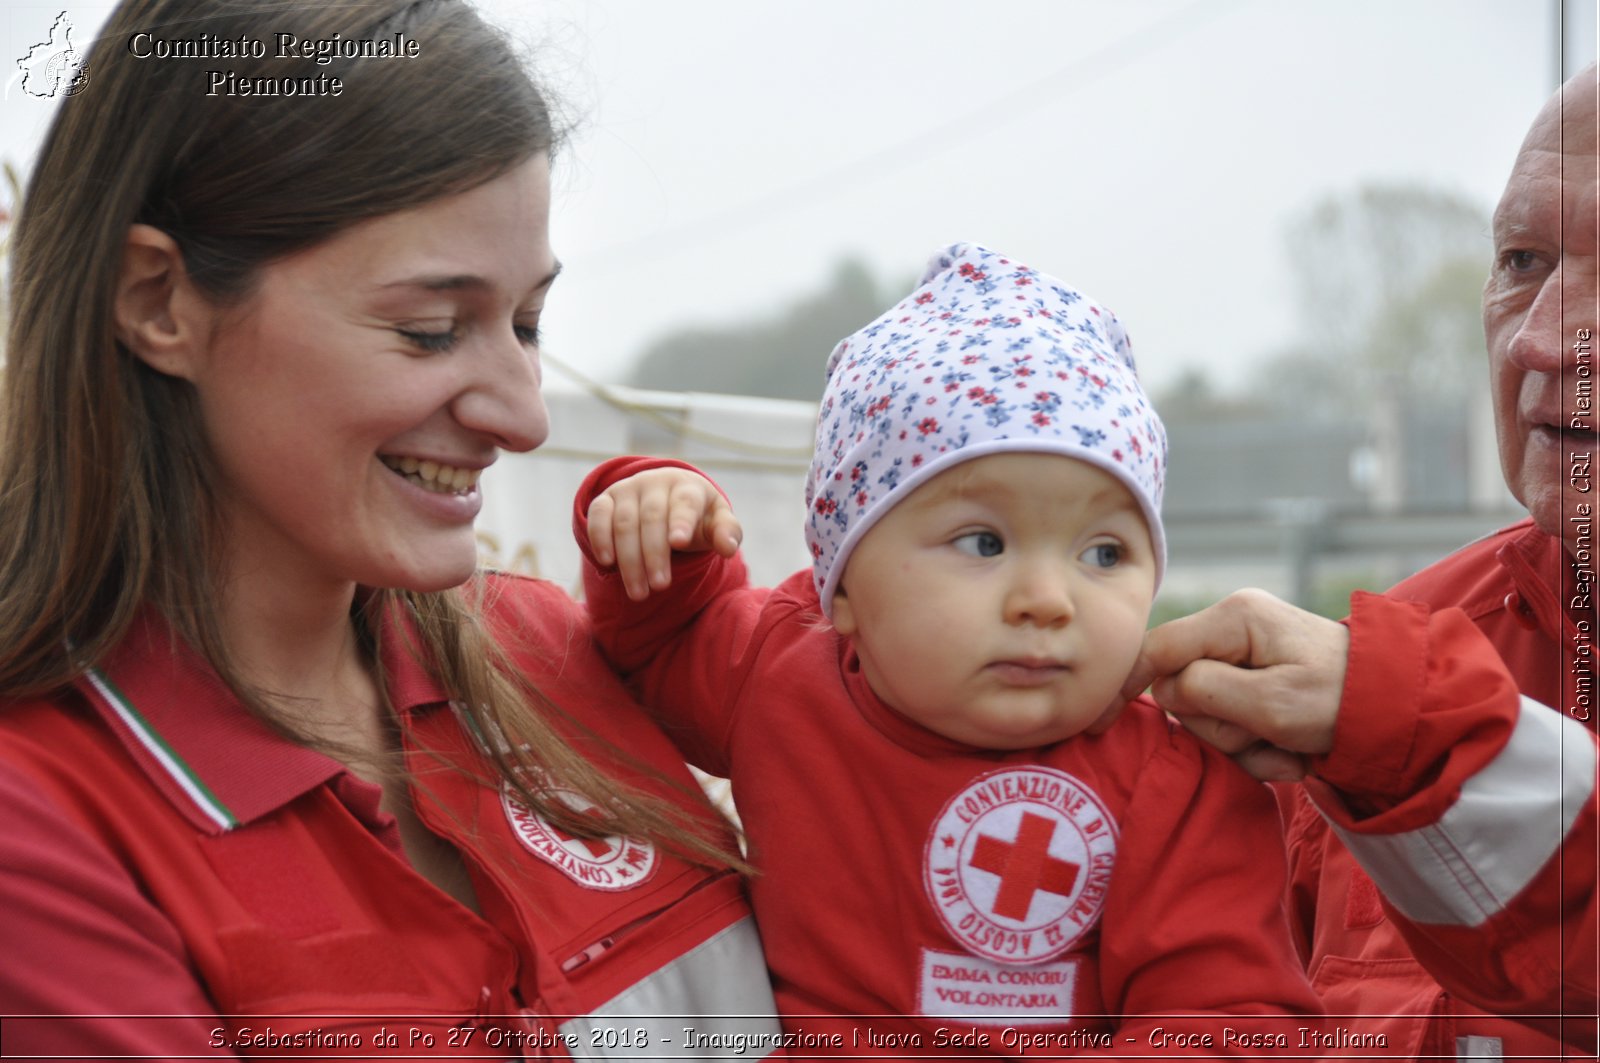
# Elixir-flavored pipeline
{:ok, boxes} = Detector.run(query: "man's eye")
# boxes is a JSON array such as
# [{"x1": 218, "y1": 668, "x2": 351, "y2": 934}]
[
  {"x1": 953, "y1": 531, "x2": 1004, "y2": 557},
  {"x1": 1081, "y1": 543, "x2": 1121, "y2": 568},
  {"x1": 1502, "y1": 249, "x2": 1541, "y2": 272}
]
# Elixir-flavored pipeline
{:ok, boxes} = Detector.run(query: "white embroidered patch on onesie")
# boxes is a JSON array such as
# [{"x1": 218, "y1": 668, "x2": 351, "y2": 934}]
[{"x1": 923, "y1": 766, "x2": 1117, "y2": 964}]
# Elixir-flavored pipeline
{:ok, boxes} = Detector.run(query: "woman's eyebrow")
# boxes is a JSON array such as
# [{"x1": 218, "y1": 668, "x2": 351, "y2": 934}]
[{"x1": 372, "y1": 261, "x2": 564, "y2": 294}]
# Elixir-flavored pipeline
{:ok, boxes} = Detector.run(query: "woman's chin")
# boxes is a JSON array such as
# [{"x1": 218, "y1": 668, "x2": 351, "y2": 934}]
[{"x1": 371, "y1": 551, "x2": 482, "y2": 595}]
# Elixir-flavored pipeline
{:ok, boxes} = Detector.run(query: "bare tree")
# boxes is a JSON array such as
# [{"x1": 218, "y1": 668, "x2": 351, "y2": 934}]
[
  {"x1": 1257, "y1": 183, "x2": 1489, "y2": 416},
  {"x1": 627, "y1": 257, "x2": 894, "y2": 402}
]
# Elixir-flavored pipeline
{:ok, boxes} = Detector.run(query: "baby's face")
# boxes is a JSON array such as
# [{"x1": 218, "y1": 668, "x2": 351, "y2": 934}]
[{"x1": 832, "y1": 453, "x2": 1156, "y2": 749}]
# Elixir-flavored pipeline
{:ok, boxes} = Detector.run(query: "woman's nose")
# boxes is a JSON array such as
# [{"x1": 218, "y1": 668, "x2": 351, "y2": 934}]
[{"x1": 452, "y1": 327, "x2": 549, "y2": 453}]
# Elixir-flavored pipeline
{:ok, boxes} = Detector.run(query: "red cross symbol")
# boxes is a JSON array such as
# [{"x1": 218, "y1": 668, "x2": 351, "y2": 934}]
[
  {"x1": 547, "y1": 811, "x2": 614, "y2": 859},
  {"x1": 969, "y1": 812, "x2": 1080, "y2": 921}
]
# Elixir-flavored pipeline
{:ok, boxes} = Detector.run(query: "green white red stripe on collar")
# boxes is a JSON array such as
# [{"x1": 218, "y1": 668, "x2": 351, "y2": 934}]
[{"x1": 83, "y1": 665, "x2": 240, "y2": 832}]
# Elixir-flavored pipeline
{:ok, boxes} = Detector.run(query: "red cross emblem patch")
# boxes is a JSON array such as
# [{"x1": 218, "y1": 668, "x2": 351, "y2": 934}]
[
  {"x1": 502, "y1": 783, "x2": 659, "y2": 891},
  {"x1": 923, "y1": 766, "x2": 1117, "y2": 964}
]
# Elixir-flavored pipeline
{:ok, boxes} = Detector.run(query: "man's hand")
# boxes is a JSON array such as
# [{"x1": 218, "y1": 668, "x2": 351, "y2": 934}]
[
  {"x1": 586, "y1": 469, "x2": 743, "y2": 601},
  {"x1": 1120, "y1": 589, "x2": 1351, "y2": 780}
]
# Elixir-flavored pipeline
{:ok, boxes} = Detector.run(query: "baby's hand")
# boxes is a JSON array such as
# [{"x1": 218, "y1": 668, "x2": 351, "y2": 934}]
[{"x1": 586, "y1": 468, "x2": 743, "y2": 601}]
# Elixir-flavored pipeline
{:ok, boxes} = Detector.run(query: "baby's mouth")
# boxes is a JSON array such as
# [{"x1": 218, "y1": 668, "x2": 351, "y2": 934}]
[{"x1": 380, "y1": 455, "x2": 482, "y2": 495}]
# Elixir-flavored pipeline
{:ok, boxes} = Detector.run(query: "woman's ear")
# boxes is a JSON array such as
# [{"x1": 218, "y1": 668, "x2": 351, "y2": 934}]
[{"x1": 113, "y1": 224, "x2": 211, "y2": 380}]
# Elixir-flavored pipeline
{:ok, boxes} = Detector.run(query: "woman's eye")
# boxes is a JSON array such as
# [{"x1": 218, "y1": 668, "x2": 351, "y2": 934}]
[
  {"x1": 397, "y1": 327, "x2": 458, "y2": 353},
  {"x1": 1081, "y1": 543, "x2": 1121, "y2": 568},
  {"x1": 514, "y1": 322, "x2": 543, "y2": 347},
  {"x1": 953, "y1": 531, "x2": 1004, "y2": 558}
]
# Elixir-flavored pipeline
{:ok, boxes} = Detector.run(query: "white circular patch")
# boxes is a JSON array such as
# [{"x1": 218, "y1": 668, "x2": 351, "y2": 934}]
[
  {"x1": 923, "y1": 766, "x2": 1118, "y2": 964},
  {"x1": 502, "y1": 784, "x2": 659, "y2": 891}
]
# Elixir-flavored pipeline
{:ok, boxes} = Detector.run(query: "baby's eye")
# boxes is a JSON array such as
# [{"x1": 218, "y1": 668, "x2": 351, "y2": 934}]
[
  {"x1": 953, "y1": 531, "x2": 1004, "y2": 558},
  {"x1": 1081, "y1": 543, "x2": 1121, "y2": 568}
]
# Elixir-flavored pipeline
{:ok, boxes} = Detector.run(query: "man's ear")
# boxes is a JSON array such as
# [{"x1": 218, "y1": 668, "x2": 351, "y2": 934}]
[
  {"x1": 831, "y1": 584, "x2": 857, "y2": 635},
  {"x1": 113, "y1": 223, "x2": 212, "y2": 380}
]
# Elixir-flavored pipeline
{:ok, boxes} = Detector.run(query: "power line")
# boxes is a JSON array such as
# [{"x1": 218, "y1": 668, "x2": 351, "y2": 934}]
[
  {"x1": 542, "y1": 348, "x2": 816, "y2": 462},
  {"x1": 581, "y1": 0, "x2": 1249, "y2": 268}
]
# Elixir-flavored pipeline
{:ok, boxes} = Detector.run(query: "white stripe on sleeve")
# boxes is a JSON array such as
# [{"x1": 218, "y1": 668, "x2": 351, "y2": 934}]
[
  {"x1": 1328, "y1": 697, "x2": 1596, "y2": 927},
  {"x1": 559, "y1": 915, "x2": 782, "y2": 1058}
]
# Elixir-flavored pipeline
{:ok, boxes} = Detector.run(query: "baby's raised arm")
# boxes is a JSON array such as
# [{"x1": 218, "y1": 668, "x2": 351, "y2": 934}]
[
  {"x1": 574, "y1": 458, "x2": 767, "y2": 775},
  {"x1": 585, "y1": 466, "x2": 743, "y2": 601}
]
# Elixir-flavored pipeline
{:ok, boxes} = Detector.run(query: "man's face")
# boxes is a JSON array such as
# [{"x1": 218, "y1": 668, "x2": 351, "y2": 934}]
[{"x1": 1485, "y1": 65, "x2": 1599, "y2": 551}]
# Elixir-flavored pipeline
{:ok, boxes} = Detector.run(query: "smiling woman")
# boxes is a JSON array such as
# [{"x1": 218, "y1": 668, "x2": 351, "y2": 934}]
[
  {"x1": 118, "y1": 158, "x2": 558, "y2": 599},
  {"x1": 0, "y1": 0, "x2": 777, "y2": 1055}
]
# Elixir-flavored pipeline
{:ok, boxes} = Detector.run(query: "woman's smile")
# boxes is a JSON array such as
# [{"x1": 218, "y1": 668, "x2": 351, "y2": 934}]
[{"x1": 378, "y1": 454, "x2": 486, "y2": 496}]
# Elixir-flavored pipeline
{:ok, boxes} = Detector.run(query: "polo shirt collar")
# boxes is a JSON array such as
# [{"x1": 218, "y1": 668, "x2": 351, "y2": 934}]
[
  {"x1": 1499, "y1": 520, "x2": 1579, "y2": 641},
  {"x1": 74, "y1": 602, "x2": 452, "y2": 835}
]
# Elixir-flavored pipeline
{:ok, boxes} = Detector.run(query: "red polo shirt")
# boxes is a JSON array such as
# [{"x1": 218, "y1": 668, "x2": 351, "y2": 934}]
[{"x1": 0, "y1": 575, "x2": 779, "y2": 1059}]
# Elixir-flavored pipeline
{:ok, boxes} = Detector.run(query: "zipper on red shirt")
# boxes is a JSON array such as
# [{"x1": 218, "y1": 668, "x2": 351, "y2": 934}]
[
  {"x1": 558, "y1": 870, "x2": 736, "y2": 973},
  {"x1": 560, "y1": 935, "x2": 616, "y2": 973}
]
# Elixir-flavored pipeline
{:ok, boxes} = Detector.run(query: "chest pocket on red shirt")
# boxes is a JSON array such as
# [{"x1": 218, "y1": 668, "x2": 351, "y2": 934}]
[{"x1": 193, "y1": 807, "x2": 513, "y2": 1019}]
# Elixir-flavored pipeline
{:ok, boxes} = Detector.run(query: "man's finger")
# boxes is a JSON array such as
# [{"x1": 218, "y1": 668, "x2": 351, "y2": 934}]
[
  {"x1": 1173, "y1": 712, "x2": 1261, "y2": 756},
  {"x1": 1155, "y1": 658, "x2": 1338, "y2": 757},
  {"x1": 1233, "y1": 743, "x2": 1308, "y2": 783},
  {"x1": 1148, "y1": 658, "x2": 1278, "y2": 732},
  {"x1": 1176, "y1": 713, "x2": 1307, "y2": 780},
  {"x1": 1122, "y1": 604, "x2": 1256, "y2": 700}
]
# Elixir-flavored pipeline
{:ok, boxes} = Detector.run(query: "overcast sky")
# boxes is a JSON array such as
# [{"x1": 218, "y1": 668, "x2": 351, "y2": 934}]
[{"x1": 4, "y1": 1, "x2": 1595, "y2": 397}]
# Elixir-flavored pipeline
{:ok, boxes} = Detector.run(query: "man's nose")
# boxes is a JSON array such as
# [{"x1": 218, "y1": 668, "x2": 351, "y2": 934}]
[{"x1": 1506, "y1": 258, "x2": 1598, "y2": 374}]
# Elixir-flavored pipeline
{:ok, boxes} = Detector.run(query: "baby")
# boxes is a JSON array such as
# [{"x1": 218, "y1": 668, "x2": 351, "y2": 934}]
[{"x1": 576, "y1": 243, "x2": 1322, "y2": 1052}]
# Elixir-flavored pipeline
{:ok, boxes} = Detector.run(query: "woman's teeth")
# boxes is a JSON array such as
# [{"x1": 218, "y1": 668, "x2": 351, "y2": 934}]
[{"x1": 381, "y1": 455, "x2": 481, "y2": 494}]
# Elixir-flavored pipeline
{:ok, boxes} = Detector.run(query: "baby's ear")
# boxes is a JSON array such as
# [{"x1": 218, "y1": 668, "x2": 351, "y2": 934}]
[
  {"x1": 113, "y1": 224, "x2": 213, "y2": 381},
  {"x1": 831, "y1": 587, "x2": 858, "y2": 635}
]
